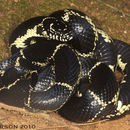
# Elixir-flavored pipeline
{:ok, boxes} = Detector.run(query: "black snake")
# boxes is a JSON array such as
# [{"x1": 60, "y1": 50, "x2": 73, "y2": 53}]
[{"x1": 0, "y1": 9, "x2": 129, "y2": 123}]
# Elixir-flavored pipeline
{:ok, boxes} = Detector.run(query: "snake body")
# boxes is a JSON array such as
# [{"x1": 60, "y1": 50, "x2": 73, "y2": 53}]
[{"x1": 0, "y1": 9, "x2": 129, "y2": 122}]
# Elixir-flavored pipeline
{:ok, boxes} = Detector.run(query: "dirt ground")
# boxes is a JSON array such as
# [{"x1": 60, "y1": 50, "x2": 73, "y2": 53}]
[
  {"x1": 0, "y1": 102, "x2": 129, "y2": 130},
  {"x1": 0, "y1": 0, "x2": 130, "y2": 130}
]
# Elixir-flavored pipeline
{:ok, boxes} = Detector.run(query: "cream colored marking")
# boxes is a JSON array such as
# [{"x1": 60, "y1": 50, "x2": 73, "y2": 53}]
[
  {"x1": 93, "y1": 31, "x2": 98, "y2": 51},
  {"x1": 24, "y1": 85, "x2": 33, "y2": 108},
  {"x1": 50, "y1": 44, "x2": 68, "y2": 59},
  {"x1": 31, "y1": 60, "x2": 49, "y2": 67},
  {"x1": 50, "y1": 23, "x2": 54, "y2": 31},
  {"x1": 117, "y1": 55, "x2": 127, "y2": 71},
  {"x1": 63, "y1": 9, "x2": 99, "y2": 52},
  {"x1": 88, "y1": 62, "x2": 102, "y2": 80},
  {"x1": 109, "y1": 65, "x2": 115, "y2": 72},
  {"x1": 105, "y1": 114, "x2": 113, "y2": 118},
  {"x1": 88, "y1": 102, "x2": 107, "y2": 122},
  {"x1": 94, "y1": 109, "x2": 105, "y2": 122},
  {"x1": 20, "y1": 50, "x2": 26, "y2": 59},
  {"x1": 25, "y1": 45, "x2": 80, "y2": 111},
  {"x1": 10, "y1": 26, "x2": 42, "y2": 48},
  {"x1": 62, "y1": 11, "x2": 72, "y2": 22},
  {"x1": 117, "y1": 100, "x2": 123, "y2": 111},
  {"x1": 62, "y1": 11, "x2": 70, "y2": 22},
  {"x1": 28, "y1": 44, "x2": 81, "y2": 82},
  {"x1": 105, "y1": 104, "x2": 130, "y2": 118},
  {"x1": 76, "y1": 50, "x2": 94, "y2": 58},
  {"x1": 76, "y1": 54, "x2": 82, "y2": 86},
  {"x1": 64, "y1": 9, "x2": 95, "y2": 27},
  {"x1": 30, "y1": 39, "x2": 36, "y2": 45},
  {"x1": 76, "y1": 91, "x2": 82, "y2": 97},
  {"x1": 55, "y1": 35, "x2": 59, "y2": 41},
  {"x1": 51, "y1": 64, "x2": 55, "y2": 72},
  {"x1": 39, "y1": 17, "x2": 72, "y2": 41},
  {"x1": 121, "y1": 79, "x2": 126, "y2": 84},
  {"x1": 97, "y1": 29, "x2": 112, "y2": 43},
  {"x1": 26, "y1": 80, "x2": 74, "y2": 111},
  {"x1": 69, "y1": 36, "x2": 73, "y2": 41},
  {"x1": 109, "y1": 87, "x2": 120, "y2": 104},
  {"x1": 116, "y1": 104, "x2": 130, "y2": 115},
  {"x1": 120, "y1": 74, "x2": 127, "y2": 84},
  {"x1": 0, "y1": 78, "x2": 21, "y2": 91},
  {"x1": 30, "y1": 44, "x2": 68, "y2": 67},
  {"x1": 15, "y1": 57, "x2": 20, "y2": 66},
  {"x1": 29, "y1": 70, "x2": 37, "y2": 74},
  {"x1": 88, "y1": 90, "x2": 107, "y2": 107},
  {"x1": 41, "y1": 30, "x2": 48, "y2": 37},
  {"x1": 0, "y1": 70, "x2": 6, "y2": 77},
  {"x1": 85, "y1": 14, "x2": 98, "y2": 52},
  {"x1": 51, "y1": 82, "x2": 73, "y2": 91},
  {"x1": 88, "y1": 81, "x2": 120, "y2": 121},
  {"x1": 54, "y1": 91, "x2": 73, "y2": 111}
]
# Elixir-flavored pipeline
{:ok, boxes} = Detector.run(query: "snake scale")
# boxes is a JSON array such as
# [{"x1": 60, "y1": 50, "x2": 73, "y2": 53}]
[{"x1": 0, "y1": 9, "x2": 129, "y2": 123}]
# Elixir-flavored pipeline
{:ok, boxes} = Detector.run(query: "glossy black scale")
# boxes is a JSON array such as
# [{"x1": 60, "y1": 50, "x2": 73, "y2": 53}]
[
  {"x1": 18, "y1": 38, "x2": 64, "y2": 70},
  {"x1": 0, "y1": 9, "x2": 129, "y2": 123},
  {"x1": 58, "y1": 62, "x2": 118, "y2": 122},
  {"x1": 50, "y1": 9, "x2": 96, "y2": 54},
  {"x1": 9, "y1": 16, "x2": 46, "y2": 54},
  {"x1": 102, "y1": 39, "x2": 130, "y2": 119},
  {"x1": 0, "y1": 67, "x2": 30, "y2": 107},
  {"x1": 37, "y1": 17, "x2": 73, "y2": 42},
  {"x1": 25, "y1": 45, "x2": 80, "y2": 111},
  {"x1": 94, "y1": 32, "x2": 117, "y2": 69}
]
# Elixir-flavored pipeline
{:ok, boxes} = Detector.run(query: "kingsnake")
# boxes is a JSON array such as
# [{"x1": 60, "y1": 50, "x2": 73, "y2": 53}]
[{"x1": 0, "y1": 9, "x2": 129, "y2": 123}]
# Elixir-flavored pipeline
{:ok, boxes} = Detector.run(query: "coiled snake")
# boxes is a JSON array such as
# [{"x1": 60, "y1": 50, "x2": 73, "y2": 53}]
[{"x1": 0, "y1": 9, "x2": 129, "y2": 123}]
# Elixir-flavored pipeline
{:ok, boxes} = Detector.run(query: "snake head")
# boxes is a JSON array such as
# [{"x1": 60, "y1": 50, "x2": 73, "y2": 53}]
[{"x1": 37, "y1": 17, "x2": 73, "y2": 42}]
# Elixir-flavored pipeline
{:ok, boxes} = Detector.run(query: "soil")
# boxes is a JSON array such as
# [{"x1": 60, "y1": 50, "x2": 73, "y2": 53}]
[
  {"x1": 0, "y1": 0, "x2": 130, "y2": 130},
  {"x1": 0, "y1": 102, "x2": 129, "y2": 130}
]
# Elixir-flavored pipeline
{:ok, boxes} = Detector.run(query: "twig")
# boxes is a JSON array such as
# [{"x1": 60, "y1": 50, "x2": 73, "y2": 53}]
[{"x1": 97, "y1": 0, "x2": 130, "y2": 17}]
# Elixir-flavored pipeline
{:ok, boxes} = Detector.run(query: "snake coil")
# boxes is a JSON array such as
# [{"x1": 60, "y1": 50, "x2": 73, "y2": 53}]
[{"x1": 0, "y1": 9, "x2": 129, "y2": 123}]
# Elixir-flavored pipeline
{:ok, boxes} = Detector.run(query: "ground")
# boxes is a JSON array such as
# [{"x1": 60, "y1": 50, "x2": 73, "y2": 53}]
[{"x1": 0, "y1": 0, "x2": 130, "y2": 130}]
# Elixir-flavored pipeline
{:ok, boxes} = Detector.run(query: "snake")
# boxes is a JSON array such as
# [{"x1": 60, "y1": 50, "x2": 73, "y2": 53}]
[{"x1": 0, "y1": 9, "x2": 129, "y2": 123}]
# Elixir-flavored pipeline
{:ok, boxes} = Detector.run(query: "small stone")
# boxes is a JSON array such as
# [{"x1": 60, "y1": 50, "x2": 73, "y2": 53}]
[
  {"x1": 124, "y1": 30, "x2": 127, "y2": 34},
  {"x1": 14, "y1": 0, "x2": 19, "y2": 3}
]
